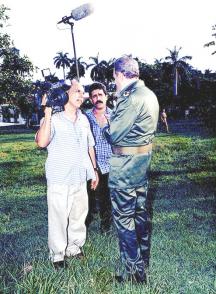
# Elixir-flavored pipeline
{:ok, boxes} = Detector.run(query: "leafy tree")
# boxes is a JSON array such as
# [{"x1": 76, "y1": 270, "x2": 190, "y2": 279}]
[
  {"x1": 1, "y1": 48, "x2": 33, "y2": 76},
  {"x1": 204, "y1": 24, "x2": 216, "y2": 55},
  {"x1": 164, "y1": 46, "x2": 192, "y2": 96},
  {"x1": 195, "y1": 70, "x2": 216, "y2": 132},
  {"x1": 0, "y1": 4, "x2": 34, "y2": 125},
  {"x1": 53, "y1": 52, "x2": 71, "y2": 80},
  {"x1": 105, "y1": 58, "x2": 115, "y2": 87},
  {"x1": 152, "y1": 59, "x2": 174, "y2": 105},
  {"x1": 0, "y1": 5, "x2": 10, "y2": 50},
  {"x1": 136, "y1": 58, "x2": 157, "y2": 87}
]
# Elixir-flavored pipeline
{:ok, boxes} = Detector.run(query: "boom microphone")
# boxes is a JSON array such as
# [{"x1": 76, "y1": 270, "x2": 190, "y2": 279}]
[
  {"x1": 57, "y1": 15, "x2": 72, "y2": 24},
  {"x1": 71, "y1": 3, "x2": 94, "y2": 21}
]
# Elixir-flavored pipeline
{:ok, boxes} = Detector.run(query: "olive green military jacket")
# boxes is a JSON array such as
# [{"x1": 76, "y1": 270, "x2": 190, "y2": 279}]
[
  {"x1": 109, "y1": 79, "x2": 159, "y2": 147},
  {"x1": 106, "y1": 79, "x2": 159, "y2": 189}
]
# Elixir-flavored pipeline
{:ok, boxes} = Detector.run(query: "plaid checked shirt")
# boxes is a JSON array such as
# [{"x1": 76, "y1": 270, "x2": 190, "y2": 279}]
[{"x1": 86, "y1": 108, "x2": 112, "y2": 174}]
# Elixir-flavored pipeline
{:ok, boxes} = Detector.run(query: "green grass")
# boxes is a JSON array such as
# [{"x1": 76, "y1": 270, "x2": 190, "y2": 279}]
[{"x1": 0, "y1": 130, "x2": 215, "y2": 293}]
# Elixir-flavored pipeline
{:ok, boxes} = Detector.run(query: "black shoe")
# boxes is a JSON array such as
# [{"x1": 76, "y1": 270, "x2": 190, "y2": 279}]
[
  {"x1": 114, "y1": 274, "x2": 125, "y2": 283},
  {"x1": 85, "y1": 215, "x2": 94, "y2": 227},
  {"x1": 100, "y1": 220, "x2": 112, "y2": 233},
  {"x1": 114, "y1": 272, "x2": 147, "y2": 284},
  {"x1": 144, "y1": 259, "x2": 150, "y2": 269},
  {"x1": 131, "y1": 272, "x2": 147, "y2": 284},
  {"x1": 100, "y1": 225, "x2": 111, "y2": 234},
  {"x1": 53, "y1": 260, "x2": 67, "y2": 270}
]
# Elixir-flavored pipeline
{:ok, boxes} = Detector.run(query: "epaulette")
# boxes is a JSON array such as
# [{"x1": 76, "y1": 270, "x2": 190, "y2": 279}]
[
  {"x1": 123, "y1": 91, "x2": 130, "y2": 97},
  {"x1": 122, "y1": 88, "x2": 136, "y2": 98}
]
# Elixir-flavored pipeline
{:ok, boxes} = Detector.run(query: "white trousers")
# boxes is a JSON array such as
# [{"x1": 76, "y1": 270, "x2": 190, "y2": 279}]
[{"x1": 47, "y1": 182, "x2": 88, "y2": 262}]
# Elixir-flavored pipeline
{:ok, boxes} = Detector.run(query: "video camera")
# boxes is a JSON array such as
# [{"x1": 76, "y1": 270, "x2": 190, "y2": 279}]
[{"x1": 37, "y1": 78, "x2": 70, "y2": 114}]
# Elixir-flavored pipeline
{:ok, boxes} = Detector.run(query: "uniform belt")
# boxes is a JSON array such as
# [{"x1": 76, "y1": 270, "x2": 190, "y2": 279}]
[{"x1": 112, "y1": 144, "x2": 152, "y2": 155}]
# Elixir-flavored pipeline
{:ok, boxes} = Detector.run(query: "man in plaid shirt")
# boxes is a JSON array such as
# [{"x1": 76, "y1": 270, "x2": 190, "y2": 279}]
[{"x1": 85, "y1": 82, "x2": 112, "y2": 233}]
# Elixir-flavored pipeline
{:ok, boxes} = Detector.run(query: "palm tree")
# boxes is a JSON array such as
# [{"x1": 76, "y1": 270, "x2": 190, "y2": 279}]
[
  {"x1": 87, "y1": 53, "x2": 110, "y2": 85},
  {"x1": 106, "y1": 58, "x2": 116, "y2": 86},
  {"x1": 164, "y1": 46, "x2": 192, "y2": 96},
  {"x1": 204, "y1": 24, "x2": 216, "y2": 55},
  {"x1": 67, "y1": 57, "x2": 87, "y2": 80},
  {"x1": 53, "y1": 52, "x2": 71, "y2": 80}
]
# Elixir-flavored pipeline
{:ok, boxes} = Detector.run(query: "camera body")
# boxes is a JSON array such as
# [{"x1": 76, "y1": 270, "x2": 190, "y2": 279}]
[{"x1": 41, "y1": 80, "x2": 70, "y2": 114}]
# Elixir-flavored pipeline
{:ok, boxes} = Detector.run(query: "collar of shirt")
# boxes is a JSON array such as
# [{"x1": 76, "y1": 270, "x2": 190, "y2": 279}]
[
  {"x1": 62, "y1": 109, "x2": 82, "y2": 122},
  {"x1": 89, "y1": 107, "x2": 111, "y2": 123}
]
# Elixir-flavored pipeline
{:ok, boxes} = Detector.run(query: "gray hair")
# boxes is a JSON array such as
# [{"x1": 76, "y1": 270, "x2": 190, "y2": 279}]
[{"x1": 114, "y1": 55, "x2": 139, "y2": 78}]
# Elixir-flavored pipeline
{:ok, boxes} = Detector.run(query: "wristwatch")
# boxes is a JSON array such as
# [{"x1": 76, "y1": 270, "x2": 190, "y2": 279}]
[{"x1": 94, "y1": 167, "x2": 99, "y2": 172}]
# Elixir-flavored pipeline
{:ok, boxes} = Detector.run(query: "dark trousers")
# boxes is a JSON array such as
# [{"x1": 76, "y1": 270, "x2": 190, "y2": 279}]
[
  {"x1": 86, "y1": 172, "x2": 112, "y2": 230},
  {"x1": 110, "y1": 183, "x2": 149, "y2": 280}
]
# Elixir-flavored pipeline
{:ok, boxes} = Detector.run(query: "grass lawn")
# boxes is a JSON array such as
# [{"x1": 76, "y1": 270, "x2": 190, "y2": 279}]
[{"x1": 0, "y1": 127, "x2": 215, "y2": 293}]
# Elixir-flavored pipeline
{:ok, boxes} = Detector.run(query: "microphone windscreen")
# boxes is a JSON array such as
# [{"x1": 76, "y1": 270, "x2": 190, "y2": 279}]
[{"x1": 71, "y1": 3, "x2": 94, "y2": 21}]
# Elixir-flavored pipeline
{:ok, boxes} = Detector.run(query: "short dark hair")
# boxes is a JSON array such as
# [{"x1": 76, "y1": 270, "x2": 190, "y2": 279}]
[
  {"x1": 88, "y1": 82, "x2": 107, "y2": 97},
  {"x1": 114, "y1": 55, "x2": 139, "y2": 78}
]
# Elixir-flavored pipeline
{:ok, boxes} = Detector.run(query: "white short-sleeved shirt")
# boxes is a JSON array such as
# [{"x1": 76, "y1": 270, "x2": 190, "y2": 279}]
[{"x1": 45, "y1": 110, "x2": 95, "y2": 185}]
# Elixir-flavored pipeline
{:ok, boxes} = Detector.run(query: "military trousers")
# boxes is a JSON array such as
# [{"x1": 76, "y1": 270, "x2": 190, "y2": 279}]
[{"x1": 110, "y1": 183, "x2": 150, "y2": 280}]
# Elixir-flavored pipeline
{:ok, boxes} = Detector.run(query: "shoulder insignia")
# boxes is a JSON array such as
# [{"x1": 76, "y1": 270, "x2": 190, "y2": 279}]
[
  {"x1": 123, "y1": 91, "x2": 130, "y2": 97},
  {"x1": 123, "y1": 88, "x2": 136, "y2": 97}
]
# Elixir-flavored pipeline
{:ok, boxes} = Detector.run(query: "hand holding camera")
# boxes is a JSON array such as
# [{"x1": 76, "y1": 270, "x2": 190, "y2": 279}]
[{"x1": 40, "y1": 79, "x2": 70, "y2": 114}]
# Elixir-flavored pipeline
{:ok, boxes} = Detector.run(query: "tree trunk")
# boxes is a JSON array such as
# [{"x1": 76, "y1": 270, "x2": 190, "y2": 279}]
[
  {"x1": 173, "y1": 68, "x2": 178, "y2": 96},
  {"x1": 63, "y1": 66, "x2": 65, "y2": 80}
]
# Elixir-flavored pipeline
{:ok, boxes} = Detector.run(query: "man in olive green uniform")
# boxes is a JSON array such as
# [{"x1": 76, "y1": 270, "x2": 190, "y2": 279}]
[{"x1": 104, "y1": 55, "x2": 159, "y2": 283}]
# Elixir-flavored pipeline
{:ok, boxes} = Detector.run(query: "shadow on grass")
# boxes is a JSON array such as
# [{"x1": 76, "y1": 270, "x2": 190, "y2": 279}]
[
  {"x1": 151, "y1": 166, "x2": 216, "y2": 177},
  {"x1": 150, "y1": 166, "x2": 216, "y2": 205},
  {"x1": 0, "y1": 195, "x2": 47, "y2": 255},
  {"x1": 0, "y1": 195, "x2": 48, "y2": 290},
  {"x1": 145, "y1": 186, "x2": 157, "y2": 267},
  {"x1": 149, "y1": 170, "x2": 216, "y2": 236},
  {"x1": 0, "y1": 172, "x2": 46, "y2": 190},
  {"x1": 0, "y1": 136, "x2": 35, "y2": 144},
  {"x1": 147, "y1": 168, "x2": 216, "y2": 280},
  {"x1": 0, "y1": 160, "x2": 22, "y2": 169}
]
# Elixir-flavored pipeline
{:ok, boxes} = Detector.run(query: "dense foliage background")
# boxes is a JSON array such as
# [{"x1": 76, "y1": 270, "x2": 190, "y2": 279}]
[{"x1": 0, "y1": 4, "x2": 216, "y2": 131}]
